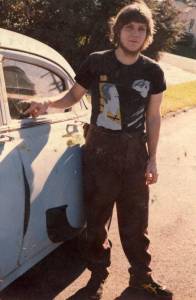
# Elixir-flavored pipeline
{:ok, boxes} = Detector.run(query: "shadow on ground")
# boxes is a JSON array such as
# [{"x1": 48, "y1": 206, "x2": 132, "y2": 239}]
[
  {"x1": 0, "y1": 239, "x2": 86, "y2": 300},
  {"x1": 114, "y1": 287, "x2": 173, "y2": 300}
]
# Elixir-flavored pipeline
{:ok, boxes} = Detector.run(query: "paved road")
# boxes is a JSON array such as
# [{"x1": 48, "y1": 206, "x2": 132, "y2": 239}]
[
  {"x1": 159, "y1": 52, "x2": 196, "y2": 85},
  {"x1": 1, "y1": 109, "x2": 196, "y2": 300},
  {"x1": 160, "y1": 52, "x2": 196, "y2": 75}
]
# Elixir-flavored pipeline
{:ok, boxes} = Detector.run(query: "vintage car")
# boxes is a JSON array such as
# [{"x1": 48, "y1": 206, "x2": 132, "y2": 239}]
[{"x1": 0, "y1": 28, "x2": 90, "y2": 291}]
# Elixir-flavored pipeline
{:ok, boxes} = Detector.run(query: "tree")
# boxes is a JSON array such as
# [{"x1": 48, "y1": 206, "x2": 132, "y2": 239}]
[
  {"x1": 144, "y1": 0, "x2": 185, "y2": 59},
  {"x1": 0, "y1": 0, "x2": 185, "y2": 70},
  {"x1": 179, "y1": 0, "x2": 196, "y2": 6}
]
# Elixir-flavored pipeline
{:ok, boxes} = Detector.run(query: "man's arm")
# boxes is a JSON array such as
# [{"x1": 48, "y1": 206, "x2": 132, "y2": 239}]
[
  {"x1": 25, "y1": 82, "x2": 87, "y2": 117},
  {"x1": 145, "y1": 92, "x2": 163, "y2": 185}
]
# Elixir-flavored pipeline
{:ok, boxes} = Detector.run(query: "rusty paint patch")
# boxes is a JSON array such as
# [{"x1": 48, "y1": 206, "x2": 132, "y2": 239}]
[
  {"x1": 62, "y1": 133, "x2": 72, "y2": 138},
  {"x1": 65, "y1": 134, "x2": 84, "y2": 147},
  {"x1": 67, "y1": 140, "x2": 74, "y2": 147}
]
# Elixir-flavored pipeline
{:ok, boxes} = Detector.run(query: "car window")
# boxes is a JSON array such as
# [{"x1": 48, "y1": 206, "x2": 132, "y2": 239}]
[{"x1": 3, "y1": 58, "x2": 69, "y2": 119}]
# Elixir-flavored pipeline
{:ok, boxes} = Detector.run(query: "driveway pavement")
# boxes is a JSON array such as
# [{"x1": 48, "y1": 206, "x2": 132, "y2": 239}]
[
  {"x1": 159, "y1": 52, "x2": 196, "y2": 85},
  {"x1": 160, "y1": 52, "x2": 196, "y2": 74}
]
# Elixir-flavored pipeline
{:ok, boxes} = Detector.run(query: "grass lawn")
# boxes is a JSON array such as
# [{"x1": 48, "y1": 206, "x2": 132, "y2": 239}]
[{"x1": 161, "y1": 81, "x2": 196, "y2": 116}]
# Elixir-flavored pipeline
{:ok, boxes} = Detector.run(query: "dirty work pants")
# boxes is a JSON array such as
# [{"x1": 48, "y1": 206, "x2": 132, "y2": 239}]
[{"x1": 83, "y1": 125, "x2": 151, "y2": 279}]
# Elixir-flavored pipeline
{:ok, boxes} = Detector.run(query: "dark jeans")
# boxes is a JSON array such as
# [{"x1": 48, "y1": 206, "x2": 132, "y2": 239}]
[{"x1": 83, "y1": 125, "x2": 151, "y2": 279}]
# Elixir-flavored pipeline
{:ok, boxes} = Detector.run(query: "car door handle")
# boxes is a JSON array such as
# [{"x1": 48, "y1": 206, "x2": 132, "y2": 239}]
[{"x1": 0, "y1": 135, "x2": 14, "y2": 143}]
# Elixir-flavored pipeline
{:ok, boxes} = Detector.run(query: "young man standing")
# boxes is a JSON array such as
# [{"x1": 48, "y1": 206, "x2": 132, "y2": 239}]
[{"x1": 27, "y1": 1, "x2": 173, "y2": 299}]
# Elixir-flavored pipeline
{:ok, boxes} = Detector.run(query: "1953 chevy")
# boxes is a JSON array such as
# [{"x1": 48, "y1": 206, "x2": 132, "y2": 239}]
[{"x1": 0, "y1": 28, "x2": 90, "y2": 291}]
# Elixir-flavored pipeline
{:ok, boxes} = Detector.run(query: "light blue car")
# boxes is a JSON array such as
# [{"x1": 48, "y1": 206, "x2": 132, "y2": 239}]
[{"x1": 0, "y1": 28, "x2": 90, "y2": 291}]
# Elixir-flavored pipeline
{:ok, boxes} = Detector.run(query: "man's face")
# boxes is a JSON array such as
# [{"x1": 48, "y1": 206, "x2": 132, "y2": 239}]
[{"x1": 119, "y1": 21, "x2": 147, "y2": 55}]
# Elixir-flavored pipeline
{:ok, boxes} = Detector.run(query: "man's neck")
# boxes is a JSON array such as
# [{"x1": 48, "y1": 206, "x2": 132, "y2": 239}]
[{"x1": 115, "y1": 47, "x2": 140, "y2": 65}]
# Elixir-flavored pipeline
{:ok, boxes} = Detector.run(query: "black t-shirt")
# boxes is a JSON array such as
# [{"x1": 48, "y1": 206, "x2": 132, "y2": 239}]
[{"x1": 75, "y1": 49, "x2": 166, "y2": 132}]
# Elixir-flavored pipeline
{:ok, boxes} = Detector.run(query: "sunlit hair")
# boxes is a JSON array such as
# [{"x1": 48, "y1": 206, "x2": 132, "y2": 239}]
[{"x1": 109, "y1": 0, "x2": 155, "y2": 50}]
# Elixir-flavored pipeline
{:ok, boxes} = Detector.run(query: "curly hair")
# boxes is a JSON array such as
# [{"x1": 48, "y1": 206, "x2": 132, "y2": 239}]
[{"x1": 109, "y1": 0, "x2": 155, "y2": 51}]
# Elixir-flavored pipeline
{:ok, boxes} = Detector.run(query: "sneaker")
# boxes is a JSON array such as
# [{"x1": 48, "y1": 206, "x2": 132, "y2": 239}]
[
  {"x1": 129, "y1": 275, "x2": 173, "y2": 298},
  {"x1": 78, "y1": 271, "x2": 108, "y2": 300}
]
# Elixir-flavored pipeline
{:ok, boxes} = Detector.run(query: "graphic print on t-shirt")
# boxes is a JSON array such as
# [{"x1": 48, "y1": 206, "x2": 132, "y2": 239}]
[
  {"x1": 132, "y1": 79, "x2": 150, "y2": 98},
  {"x1": 127, "y1": 106, "x2": 145, "y2": 129},
  {"x1": 97, "y1": 75, "x2": 122, "y2": 130}
]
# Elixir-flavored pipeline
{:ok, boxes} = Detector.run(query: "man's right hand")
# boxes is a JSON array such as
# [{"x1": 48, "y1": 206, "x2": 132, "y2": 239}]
[
  {"x1": 24, "y1": 83, "x2": 87, "y2": 118},
  {"x1": 24, "y1": 101, "x2": 49, "y2": 118}
]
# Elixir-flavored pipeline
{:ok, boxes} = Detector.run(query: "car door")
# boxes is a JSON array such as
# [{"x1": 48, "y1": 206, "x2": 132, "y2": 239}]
[
  {"x1": 0, "y1": 52, "x2": 89, "y2": 278},
  {"x1": 0, "y1": 58, "x2": 26, "y2": 279}
]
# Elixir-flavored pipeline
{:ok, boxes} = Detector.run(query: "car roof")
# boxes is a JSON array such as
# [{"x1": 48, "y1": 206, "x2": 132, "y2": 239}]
[{"x1": 0, "y1": 28, "x2": 75, "y2": 78}]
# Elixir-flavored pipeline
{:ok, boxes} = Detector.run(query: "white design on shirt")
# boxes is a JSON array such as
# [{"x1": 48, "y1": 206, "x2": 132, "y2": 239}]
[
  {"x1": 127, "y1": 114, "x2": 144, "y2": 128},
  {"x1": 131, "y1": 107, "x2": 145, "y2": 117},
  {"x1": 132, "y1": 80, "x2": 150, "y2": 98},
  {"x1": 135, "y1": 122, "x2": 142, "y2": 129},
  {"x1": 97, "y1": 83, "x2": 122, "y2": 130}
]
